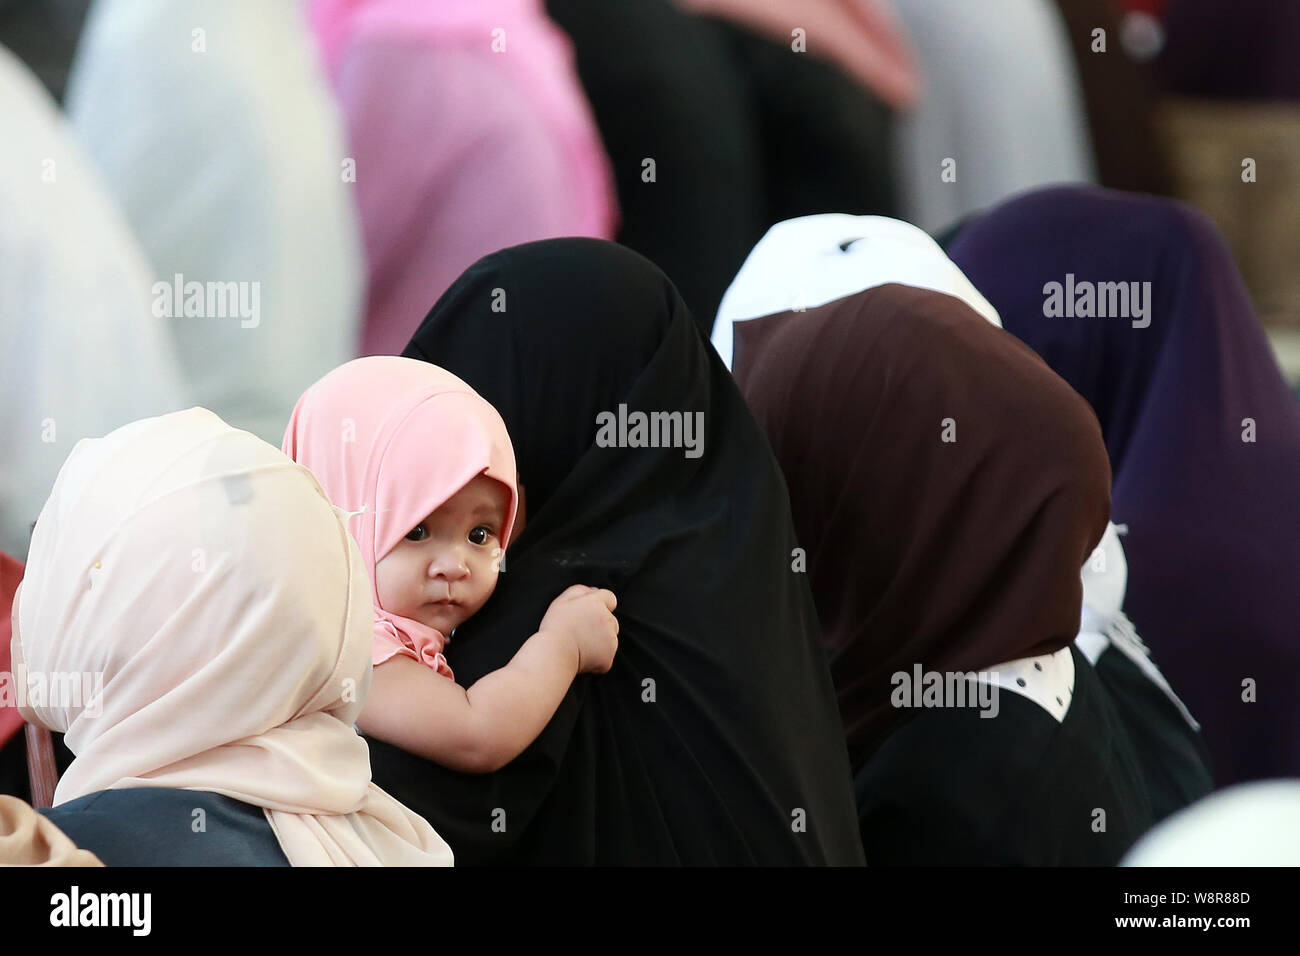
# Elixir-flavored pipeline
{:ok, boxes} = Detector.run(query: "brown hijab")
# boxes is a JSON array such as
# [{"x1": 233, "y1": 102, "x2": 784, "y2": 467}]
[{"x1": 734, "y1": 284, "x2": 1112, "y2": 767}]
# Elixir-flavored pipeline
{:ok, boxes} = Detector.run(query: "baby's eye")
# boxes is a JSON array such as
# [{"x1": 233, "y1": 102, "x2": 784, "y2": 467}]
[
  {"x1": 468, "y1": 525, "x2": 494, "y2": 546},
  {"x1": 404, "y1": 524, "x2": 427, "y2": 542}
]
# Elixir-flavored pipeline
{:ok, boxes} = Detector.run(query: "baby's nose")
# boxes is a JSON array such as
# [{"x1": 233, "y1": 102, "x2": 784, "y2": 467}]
[{"x1": 428, "y1": 553, "x2": 470, "y2": 579}]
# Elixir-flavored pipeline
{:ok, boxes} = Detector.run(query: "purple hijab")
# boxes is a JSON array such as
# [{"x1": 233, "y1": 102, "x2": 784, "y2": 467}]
[{"x1": 949, "y1": 185, "x2": 1300, "y2": 786}]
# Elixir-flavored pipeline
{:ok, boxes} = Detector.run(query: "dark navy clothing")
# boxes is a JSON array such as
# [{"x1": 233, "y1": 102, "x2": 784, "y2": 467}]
[{"x1": 40, "y1": 787, "x2": 289, "y2": 866}]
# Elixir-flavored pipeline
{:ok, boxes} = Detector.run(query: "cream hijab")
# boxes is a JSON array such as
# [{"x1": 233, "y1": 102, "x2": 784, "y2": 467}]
[
  {"x1": 712, "y1": 213, "x2": 1001, "y2": 368},
  {"x1": 14, "y1": 408, "x2": 452, "y2": 866}
]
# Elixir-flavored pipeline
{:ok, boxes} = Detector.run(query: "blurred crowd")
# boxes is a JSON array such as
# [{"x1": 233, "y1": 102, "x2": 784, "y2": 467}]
[{"x1": 1, "y1": 0, "x2": 1297, "y2": 869}]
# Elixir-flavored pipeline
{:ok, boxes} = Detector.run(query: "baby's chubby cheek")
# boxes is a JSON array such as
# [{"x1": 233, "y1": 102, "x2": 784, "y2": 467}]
[
  {"x1": 373, "y1": 553, "x2": 421, "y2": 619},
  {"x1": 466, "y1": 571, "x2": 500, "y2": 618}
]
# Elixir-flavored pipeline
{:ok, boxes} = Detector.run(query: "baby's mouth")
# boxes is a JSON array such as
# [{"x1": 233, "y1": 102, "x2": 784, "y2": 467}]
[{"x1": 425, "y1": 595, "x2": 465, "y2": 620}]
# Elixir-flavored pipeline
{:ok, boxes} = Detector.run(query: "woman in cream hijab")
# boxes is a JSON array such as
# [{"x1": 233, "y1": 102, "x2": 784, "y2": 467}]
[{"x1": 13, "y1": 407, "x2": 452, "y2": 866}]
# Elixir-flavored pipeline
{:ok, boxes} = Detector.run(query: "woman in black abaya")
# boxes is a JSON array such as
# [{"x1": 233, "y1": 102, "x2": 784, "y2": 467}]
[{"x1": 368, "y1": 238, "x2": 863, "y2": 865}]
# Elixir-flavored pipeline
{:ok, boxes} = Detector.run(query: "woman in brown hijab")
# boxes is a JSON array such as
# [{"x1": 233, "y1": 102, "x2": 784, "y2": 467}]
[{"x1": 734, "y1": 284, "x2": 1154, "y2": 864}]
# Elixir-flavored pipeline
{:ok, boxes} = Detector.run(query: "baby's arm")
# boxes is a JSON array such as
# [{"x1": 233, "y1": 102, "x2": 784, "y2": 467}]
[{"x1": 358, "y1": 586, "x2": 618, "y2": 773}]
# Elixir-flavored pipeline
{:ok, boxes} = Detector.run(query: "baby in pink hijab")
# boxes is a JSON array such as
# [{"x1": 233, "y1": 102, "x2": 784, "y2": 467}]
[{"x1": 284, "y1": 357, "x2": 619, "y2": 773}]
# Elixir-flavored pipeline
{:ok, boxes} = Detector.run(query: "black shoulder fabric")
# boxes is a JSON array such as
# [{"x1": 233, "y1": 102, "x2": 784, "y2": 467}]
[
  {"x1": 41, "y1": 788, "x2": 290, "y2": 866},
  {"x1": 856, "y1": 647, "x2": 1153, "y2": 865},
  {"x1": 1094, "y1": 646, "x2": 1214, "y2": 823},
  {"x1": 387, "y1": 238, "x2": 863, "y2": 864},
  {"x1": 0, "y1": 733, "x2": 28, "y2": 802}
]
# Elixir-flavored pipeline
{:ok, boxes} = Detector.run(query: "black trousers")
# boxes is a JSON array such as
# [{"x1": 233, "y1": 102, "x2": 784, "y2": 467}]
[{"x1": 547, "y1": 0, "x2": 899, "y2": 333}]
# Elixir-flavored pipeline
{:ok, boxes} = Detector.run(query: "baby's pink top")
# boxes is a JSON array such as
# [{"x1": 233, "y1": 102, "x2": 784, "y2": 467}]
[
  {"x1": 283, "y1": 356, "x2": 518, "y2": 679},
  {"x1": 308, "y1": 0, "x2": 618, "y2": 357}
]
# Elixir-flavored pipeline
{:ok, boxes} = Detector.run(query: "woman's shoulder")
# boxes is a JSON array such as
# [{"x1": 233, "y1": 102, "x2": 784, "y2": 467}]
[
  {"x1": 40, "y1": 788, "x2": 290, "y2": 867},
  {"x1": 855, "y1": 648, "x2": 1153, "y2": 864}
]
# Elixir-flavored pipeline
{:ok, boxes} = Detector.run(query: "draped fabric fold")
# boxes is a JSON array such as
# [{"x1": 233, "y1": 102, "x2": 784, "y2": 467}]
[{"x1": 0, "y1": 795, "x2": 102, "y2": 867}]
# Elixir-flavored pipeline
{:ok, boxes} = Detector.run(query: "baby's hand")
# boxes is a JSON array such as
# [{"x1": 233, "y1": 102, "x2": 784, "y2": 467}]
[{"x1": 539, "y1": 584, "x2": 619, "y2": 674}]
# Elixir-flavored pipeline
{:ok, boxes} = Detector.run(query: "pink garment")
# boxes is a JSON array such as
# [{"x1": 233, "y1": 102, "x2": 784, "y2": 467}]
[
  {"x1": 283, "y1": 357, "x2": 518, "y2": 679},
  {"x1": 1, "y1": 551, "x2": 23, "y2": 748},
  {"x1": 308, "y1": 0, "x2": 618, "y2": 356},
  {"x1": 672, "y1": 0, "x2": 920, "y2": 110}
]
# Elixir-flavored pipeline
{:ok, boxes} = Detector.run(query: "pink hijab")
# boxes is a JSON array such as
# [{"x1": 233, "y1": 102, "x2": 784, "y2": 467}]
[
  {"x1": 283, "y1": 357, "x2": 518, "y2": 680},
  {"x1": 308, "y1": 0, "x2": 617, "y2": 356},
  {"x1": 672, "y1": 0, "x2": 920, "y2": 110}
]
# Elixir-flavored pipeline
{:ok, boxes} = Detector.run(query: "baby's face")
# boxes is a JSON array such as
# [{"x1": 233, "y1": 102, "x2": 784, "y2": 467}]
[{"x1": 375, "y1": 475, "x2": 509, "y2": 636}]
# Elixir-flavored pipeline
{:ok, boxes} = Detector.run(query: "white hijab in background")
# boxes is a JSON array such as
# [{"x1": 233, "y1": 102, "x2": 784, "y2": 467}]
[
  {"x1": 1123, "y1": 781, "x2": 1300, "y2": 866},
  {"x1": 15, "y1": 408, "x2": 453, "y2": 866},
  {"x1": 886, "y1": 0, "x2": 1096, "y2": 234},
  {"x1": 0, "y1": 43, "x2": 186, "y2": 560},
  {"x1": 64, "y1": 0, "x2": 364, "y2": 444},
  {"x1": 712, "y1": 213, "x2": 1001, "y2": 368}
]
